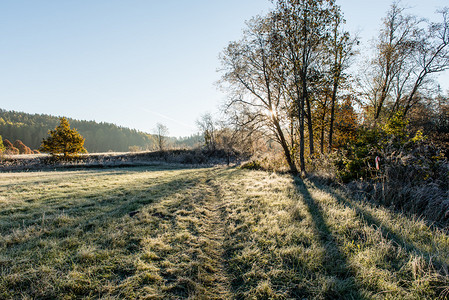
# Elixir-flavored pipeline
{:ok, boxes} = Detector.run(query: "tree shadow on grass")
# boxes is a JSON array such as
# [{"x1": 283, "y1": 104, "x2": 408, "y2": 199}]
[
  {"x1": 0, "y1": 168, "x2": 206, "y2": 245},
  {"x1": 0, "y1": 168, "x2": 217, "y2": 299},
  {"x1": 293, "y1": 177, "x2": 367, "y2": 300},
  {"x1": 306, "y1": 179, "x2": 449, "y2": 273}
]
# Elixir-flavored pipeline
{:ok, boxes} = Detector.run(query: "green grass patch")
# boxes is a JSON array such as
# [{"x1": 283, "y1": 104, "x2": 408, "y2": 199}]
[{"x1": 1, "y1": 167, "x2": 448, "y2": 299}]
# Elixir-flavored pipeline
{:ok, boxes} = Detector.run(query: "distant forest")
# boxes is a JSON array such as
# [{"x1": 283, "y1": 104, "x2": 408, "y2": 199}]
[{"x1": 0, "y1": 109, "x2": 202, "y2": 152}]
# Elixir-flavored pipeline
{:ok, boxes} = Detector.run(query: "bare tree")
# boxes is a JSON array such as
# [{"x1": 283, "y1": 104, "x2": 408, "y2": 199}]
[
  {"x1": 274, "y1": 0, "x2": 337, "y2": 175},
  {"x1": 326, "y1": 6, "x2": 357, "y2": 151},
  {"x1": 401, "y1": 8, "x2": 449, "y2": 116},
  {"x1": 154, "y1": 123, "x2": 169, "y2": 151},
  {"x1": 358, "y1": 3, "x2": 419, "y2": 121},
  {"x1": 196, "y1": 112, "x2": 217, "y2": 151},
  {"x1": 360, "y1": 3, "x2": 449, "y2": 121},
  {"x1": 220, "y1": 15, "x2": 298, "y2": 174}
]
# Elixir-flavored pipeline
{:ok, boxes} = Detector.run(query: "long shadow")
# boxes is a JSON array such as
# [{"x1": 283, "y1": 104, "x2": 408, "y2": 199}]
[
  {"x1": 293, "y1": 177, "x2": 366, "y2": 300},
  {"x1": 0, "y1": 168, "x2": 211, "y2": 291},
  {"x1": 0, "y1": 168, "x2": 206, "y2": 239},
  {"x1": 79, "y1": 177, "x2": 201, "y2": 230},
  {"x1": 0, "y1": 167, "x2": 221, "y2": 298},
  {"x1": 307, "y1": 179, "x2": 449, "y2": 272}
]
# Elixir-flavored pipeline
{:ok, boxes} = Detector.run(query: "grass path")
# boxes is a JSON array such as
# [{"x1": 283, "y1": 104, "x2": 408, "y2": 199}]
[
  {"x1": 1, "y1": 166, "x2": 449, "y2": 299},
  {"x1": 138, "y1": 168, "x2": 233, "y2": 299}
]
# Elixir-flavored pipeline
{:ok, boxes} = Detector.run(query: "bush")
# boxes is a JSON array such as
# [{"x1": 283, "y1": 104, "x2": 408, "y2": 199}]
[
  {"x1": 335, "y1": 128, "x2": 382, "y2": 182},
  {"x1": 0, "y1": 135, "x2": 5, "y2": 153},
  {"x1": 240, "y1": 160, "x2": 263, "y2": 170},
  {"x1": 3, "y1": 139, "x2": 13, "y2": 149},
  {"x1": 5, "y1": 146, "x2": 19, "y2": 155},
  {"x1": 3, "y1": 138, "x2": 21, "y2": 155},
  {"x1": 329, "y1": 112, "x2": 449, "y2": 225},
  {"x1": 13, "y1": 140, "x2": 33, "y2": 154},
  {"x1": 347, "y1": 143, "x2": 449, "y2": 225},
  {"x1": 129, "y1": 146, "x2": 142, "y2": 153},
  {"x1": 335, "y1": 113, "x2": 425, "y2": 182}
]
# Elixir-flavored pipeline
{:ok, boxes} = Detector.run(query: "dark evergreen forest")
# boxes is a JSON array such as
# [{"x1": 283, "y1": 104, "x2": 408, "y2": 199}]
[{"x1": 0, "y1": 109, "x2": 154, "y2": 152}]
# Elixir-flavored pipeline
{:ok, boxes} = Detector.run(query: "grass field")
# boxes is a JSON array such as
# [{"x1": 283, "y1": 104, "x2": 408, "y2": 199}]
[{"x1": 1, "y1": 166, "x2": 448, "y2": 299}]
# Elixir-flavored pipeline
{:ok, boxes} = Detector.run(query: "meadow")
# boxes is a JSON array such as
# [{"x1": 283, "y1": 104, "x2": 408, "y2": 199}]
[{"x1": 1, "y1": 166, "x2": 448, "y2": 299}]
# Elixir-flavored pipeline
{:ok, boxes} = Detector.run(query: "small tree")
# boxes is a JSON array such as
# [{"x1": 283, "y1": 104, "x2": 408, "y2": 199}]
[
  {"x1": 154, "y1": 123, "x2": 169, "y2": 151},
  {"x1": 196, "y1": 113, "x2": 217, "y2": 151},
  {"x1": 333, "y1": 96, "x2": 359, "y2": 148},
  {"x1": 40, "y1": 117, "x2": 87, "y2": 158}
]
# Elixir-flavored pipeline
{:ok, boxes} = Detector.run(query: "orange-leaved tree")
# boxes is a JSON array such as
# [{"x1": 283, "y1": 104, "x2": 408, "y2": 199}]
[
  {"x1": 40, "y1": 117, "x2": 87, "y2": 158},
  {"x1": 13, "y1": 140, "x2": 32, "y2": 154}
]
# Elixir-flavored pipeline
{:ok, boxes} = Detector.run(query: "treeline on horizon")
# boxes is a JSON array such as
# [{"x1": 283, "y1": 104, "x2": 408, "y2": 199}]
[{"x1": 0, "y1": 109, "x2": 202, "y2": 153}]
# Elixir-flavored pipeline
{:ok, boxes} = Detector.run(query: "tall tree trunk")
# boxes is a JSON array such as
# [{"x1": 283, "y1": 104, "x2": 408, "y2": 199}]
[
  {"x1": 299, "y1": 70, "x2": 308, "y2": 176},
  {"x1": 320, "y1": 93, "x2": 328, "y2": 154},
  {"x1": 294, "y1": 64, "x2": 306, "y2": 176},
  {"x1": 320, "y1": 124, "x2": 325, "y2": 154},
  {"x1": 299, "y1": 9, "x2": 309, "y2": 177},
  {"x1": 375, "y1": 65, "x2": 391, "y2": 120},
  {"x1": 274, "y1": 118, "x2": 298, "y2": 174},
  {"x1": 299, "y1": 96, "x2": 306, "y2": 177},
  {"x1": 306, "y1": 95, "x2": 314, "y2": 155},
  {"x1": 403, "y1": 70, "x2": 425, "y2": 117},
  {"x1": 328, "y1": 77, "x2": 339, "y2": 151}
]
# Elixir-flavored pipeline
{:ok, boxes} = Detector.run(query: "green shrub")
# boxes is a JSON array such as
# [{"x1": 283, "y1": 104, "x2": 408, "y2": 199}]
[
  {"x1": 335, "y1": 113, "x2": 425, "y2": 182},
  {"x1": 0, "y1": 135, "x2": 5, "y2": 153},
  {"x1": 240, "y1": 160, "x2": 263, "y2": 170},
  {"x1": 332, "y1": 112, "x2": 449, "y2": 224},
  {"x1": 335, "y1": 128, "x2": 381, "y2": 182}
]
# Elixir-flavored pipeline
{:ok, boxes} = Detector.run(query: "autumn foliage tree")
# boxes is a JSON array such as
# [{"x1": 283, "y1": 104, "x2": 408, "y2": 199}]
[
  {"x1": 40, "y1": 117, "x2": 87, "y2": 158},
  {"x1": 333, "y1": 96, "x2": 358, "y2": 148},
  {"x1": 3, "y1": 139, "x2": 19, "y2": 155},
  {"x1": 3, "y1": 139, "x2": 13, "y2": 149},
  {"x1": 13, "y1": 140, "x2": 32, "y2": 154}
]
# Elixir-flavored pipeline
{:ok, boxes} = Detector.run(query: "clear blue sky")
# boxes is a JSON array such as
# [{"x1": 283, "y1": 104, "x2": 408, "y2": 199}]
[{"x1": 1, "y1": 0, "x2": 448, "y2": 137}]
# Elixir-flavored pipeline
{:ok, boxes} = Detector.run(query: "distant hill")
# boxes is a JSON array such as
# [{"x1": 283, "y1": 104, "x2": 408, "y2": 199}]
[{"x1": 0, "y1": 109, "x2": 154, "y2": 153}]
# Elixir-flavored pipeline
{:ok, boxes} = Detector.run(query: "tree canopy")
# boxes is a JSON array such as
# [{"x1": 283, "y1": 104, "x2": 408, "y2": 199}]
[{"x1": 220, "y1": 0, "x2": 448, "y2": 175}]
